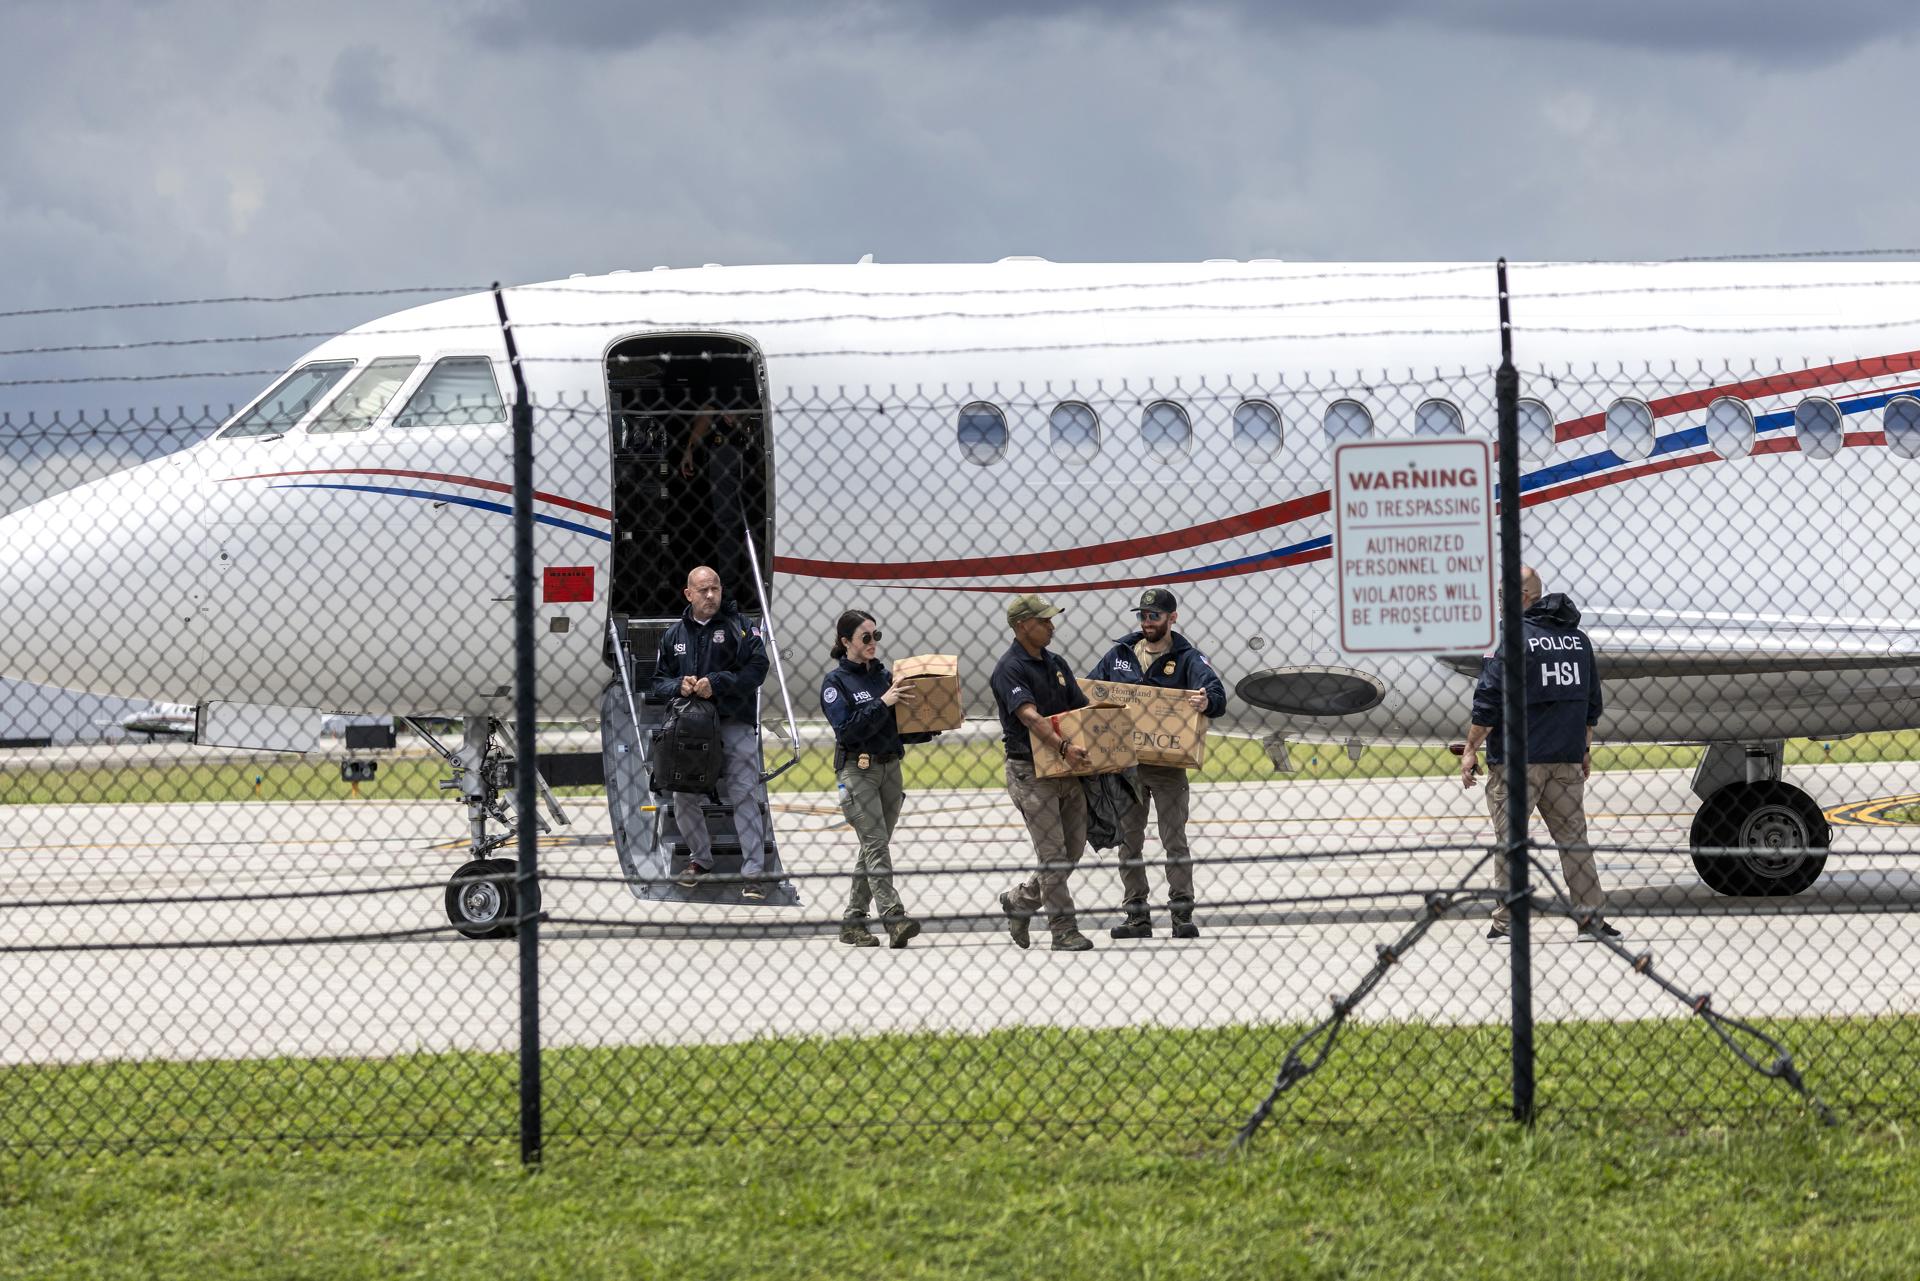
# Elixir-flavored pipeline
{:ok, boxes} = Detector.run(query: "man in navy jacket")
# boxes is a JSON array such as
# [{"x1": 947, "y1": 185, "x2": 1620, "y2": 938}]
[
  {"x1": 652, "y1": 565, "x2": 773, "y2": 897},
  {"x1": 1461, "y1": 566, "x2": 1616, "y2": 941},
  {"x1": 1088, "y1": 587, "x2": 1228, "y2": 940}
]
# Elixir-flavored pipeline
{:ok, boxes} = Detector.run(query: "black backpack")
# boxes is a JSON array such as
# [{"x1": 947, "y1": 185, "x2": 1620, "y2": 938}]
[{"x1": 650, "y1": 696, "x2": 725, "y2": 795}]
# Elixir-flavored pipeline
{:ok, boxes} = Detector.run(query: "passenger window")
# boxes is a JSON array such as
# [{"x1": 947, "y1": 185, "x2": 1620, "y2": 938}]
[
  {"x1": 394, "y1": 357, "x2": 506, "y2": 429},
  {"x1": 1324, "y1": 399, "x2": 1372, "y2": 444},
  {"x1": 1414, "y1": 399, "x2": 1464, "y2": 436},
  {"x1": 1232, "y1": 400, "x2": 1282, "y2": 457},
  {"x1": 221, "y1": 361, "x2": 355, "y2": 438},
  {"x1": 1141, "y1": 400, "x2": 1191, "y2": 457},
  {"x1": 1516, "y1": 399, "x2": 1555, "y2": 464},
  {"x1": 1704, "y1": 396, "x2": 1754, "y2": 459},
  {"x1": 308, "y1": 358, "x2": 421, "y2": 435},
  {"x1": 956, "y1": 402, "x2": 1008, "y2": 465},
  {"x1": 1886, "y1": 396, "x2": 1920, "y2": 460},
  {"x1": 1049, "y1": 401, "x2": 1100, "y2": 461},
  {"x1": 1605, "y1": 397, "x2": 1655, "y2": 461},
  {"x1": 1794, "y1": 397, "x2": 1843, "y2": 460}
]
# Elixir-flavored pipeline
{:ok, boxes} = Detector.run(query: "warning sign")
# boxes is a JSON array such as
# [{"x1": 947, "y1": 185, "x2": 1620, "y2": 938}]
[{"x1": 1333, "y1": 439, "x2": 1495, "y2": 654}]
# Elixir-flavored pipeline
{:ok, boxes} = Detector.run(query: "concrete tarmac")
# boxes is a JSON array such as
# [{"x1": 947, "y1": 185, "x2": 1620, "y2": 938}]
[{"x1": 3, "y1": 762, "x2": 1919, "y2": 1065}]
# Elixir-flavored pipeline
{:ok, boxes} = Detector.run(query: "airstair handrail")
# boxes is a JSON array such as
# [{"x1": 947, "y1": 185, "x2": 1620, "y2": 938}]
[{"x1": 739, "y1": 520, "x2": 803, "y2": 784}]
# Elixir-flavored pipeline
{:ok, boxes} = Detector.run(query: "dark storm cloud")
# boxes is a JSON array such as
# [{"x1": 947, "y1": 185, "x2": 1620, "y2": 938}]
[
  {"x1": 324, "y1": 45, "x2": 475, "y2": 164},
  {"x1": 473, "y1": 0, "x2": 1920, "y2": 66}
]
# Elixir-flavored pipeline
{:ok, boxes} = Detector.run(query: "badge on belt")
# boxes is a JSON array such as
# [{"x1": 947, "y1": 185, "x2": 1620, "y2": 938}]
[{"x1": 858, "y1": 753, "x2": 871, "y2": 769}]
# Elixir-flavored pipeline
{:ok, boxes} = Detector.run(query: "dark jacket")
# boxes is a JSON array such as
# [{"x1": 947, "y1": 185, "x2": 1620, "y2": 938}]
[
  {"x1": 1088, "y1": 630, "x2": 1228, "y2": 718},
  {"x1": 1471, "y1": 594, "x2": 1602, "y2": 765},
  {"x1": 820, "y1": 658, "x2": 937, "y2": 761},
  {"x1": 650, "y1": 606, "x2": 768, "y2": 724},
  {"x1": 989, "y1": 641, "x2": 1089, "y2": 762}
]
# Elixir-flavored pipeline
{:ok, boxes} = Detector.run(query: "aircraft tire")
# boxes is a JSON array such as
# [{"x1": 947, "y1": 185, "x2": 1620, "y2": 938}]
[
  {"x1": 446, "y1": 858, "x2": 522, "y2": 940},
  {"x1": 1689, "y1": 780, "x2": 1829, "y2": 897}
]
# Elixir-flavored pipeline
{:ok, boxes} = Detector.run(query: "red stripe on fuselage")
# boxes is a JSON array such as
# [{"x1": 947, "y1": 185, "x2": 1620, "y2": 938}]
[
  {"x1": 1519, "y1": 431, "x2": 1883, "y2": 508},
  {"x1": 772, "y1": 544, "x2": 1334, "y2": 592},
  {"x1": 1552, "y1": 352, "x2": 1920, "y2": 443},
  {"x1": 217, "y1": 468, "x2": 615, "y2": 520},
  {"x1": 776, "y1": 491, "x2": 1331, "y2": 580}
]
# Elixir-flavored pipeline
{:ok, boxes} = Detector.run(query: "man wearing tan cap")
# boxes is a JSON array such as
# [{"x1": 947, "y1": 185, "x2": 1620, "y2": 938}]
[{"x1": 990, "y1": 594, "x2": 1096, "y2": 952}]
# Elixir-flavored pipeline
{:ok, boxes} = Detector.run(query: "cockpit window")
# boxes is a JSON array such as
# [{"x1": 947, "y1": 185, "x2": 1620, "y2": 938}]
[
  {"x1": 393, "y1": 356, "x2": 506, "y2": 428},
  {"x1": 221, "y1": 361, "x2": 355, "y2": 438},
  {"x1": 308, "y1": 357, "x2": 421, "y2": 434}
]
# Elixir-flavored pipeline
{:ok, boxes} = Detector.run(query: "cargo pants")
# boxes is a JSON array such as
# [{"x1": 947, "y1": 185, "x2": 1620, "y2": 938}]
[
  {"x1": 838, "y1": 756, "x2": 907, "y2": 922},
  {"x1": 1002, "y1": 758, "x2": 1090, "y2": 936},
  {"x1": 674, "y1": 721, "x2": 770, "y2": 877},
  {"x1": 1117, "y1": 763, "x2": 1194, "y2": 905},
  {"x1": 1486, "y1": 762, "x2": 1604, "y2": 928}
]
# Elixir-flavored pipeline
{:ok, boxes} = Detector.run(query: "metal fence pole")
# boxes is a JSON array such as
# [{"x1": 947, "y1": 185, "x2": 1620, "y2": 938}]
[
  {"x1": 494, "y1": 283, "x2": 543, "y2": 1166},
  {"x1": 1494, "y1": 259, "x2": 1535, "y2": 1125}
]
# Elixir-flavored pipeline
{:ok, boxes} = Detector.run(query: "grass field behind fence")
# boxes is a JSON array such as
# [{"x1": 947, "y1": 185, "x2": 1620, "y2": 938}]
[
  {"x1": 2, "y1": 1016, "x2": 1905, "y2": 1158},
  {"x1": 4, "y1": 1019, "x2": 1918, "y2": 1279},
  {"x1": 7, "y1": 730, "x2": 1920, "y2": 807}
]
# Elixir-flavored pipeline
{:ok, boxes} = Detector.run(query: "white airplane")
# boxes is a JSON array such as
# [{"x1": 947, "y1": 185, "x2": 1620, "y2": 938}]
[
  {"x1": 4, "y1": 258, "x2": 1918, "y2": 933},
  {"x1": 104, "y1": 701, "x2": 197, "y2": 742}
]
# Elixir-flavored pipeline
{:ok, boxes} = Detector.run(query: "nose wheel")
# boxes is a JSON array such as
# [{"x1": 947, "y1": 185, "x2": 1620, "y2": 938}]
[
  {"x1": 407, "y1": 714, "x2": 566, "y2": 941},
  {"x1": 445, "y1": 858, "x2": 538, "y2": 940},
  {"x1": 1689, "y1": 780, "x2": 1830, "y2": 897}
]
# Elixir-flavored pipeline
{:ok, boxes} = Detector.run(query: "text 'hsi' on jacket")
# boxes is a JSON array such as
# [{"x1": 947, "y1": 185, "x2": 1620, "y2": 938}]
[{"x1": 650, "y1": 606, "x2": 769, "y2": 724}]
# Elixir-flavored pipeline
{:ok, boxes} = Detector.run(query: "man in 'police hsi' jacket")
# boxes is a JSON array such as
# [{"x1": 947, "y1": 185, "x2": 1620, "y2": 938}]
[{"x1": 1461, "y1": 566, "x2": 1618, "y2": 942}]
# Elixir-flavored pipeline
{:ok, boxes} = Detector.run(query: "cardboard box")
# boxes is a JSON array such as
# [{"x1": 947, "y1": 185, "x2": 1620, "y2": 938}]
[
  {"x1": 1082, "y1": 679, "x2": 1209, "y2": 769},
  {"x1": 892, "y1": 653, "x2": 964, "y2": 734},
  {"x1": 1032, "y1": 701, "x2": 1139, "y2": 778}
]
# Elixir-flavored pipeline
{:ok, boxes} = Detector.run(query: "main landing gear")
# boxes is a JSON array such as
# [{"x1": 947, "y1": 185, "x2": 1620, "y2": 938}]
[
  {"x1": 408, "y1": 715, "x2": 569, "y2": 939},
  {"x1": 1688, "y1": 742, "x2": 1830, "y2": 897}
]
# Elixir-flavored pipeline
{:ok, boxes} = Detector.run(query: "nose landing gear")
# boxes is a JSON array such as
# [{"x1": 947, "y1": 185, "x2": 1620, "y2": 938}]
[{"x1": 408, "y1": 715, "x2": 564, "y2": 939}]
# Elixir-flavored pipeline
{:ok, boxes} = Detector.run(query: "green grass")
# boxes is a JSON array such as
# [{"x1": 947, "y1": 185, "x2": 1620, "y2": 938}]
[
  {"x1": 8, "y1": 730, "x2": 1920, "y2": 807},
  {"x1": 3, "y1": 1020, "x2": 1919, "y2": 1278},
  {"x1": 1, "y1": 1019, "x2": 1907, "y2": 1155}
]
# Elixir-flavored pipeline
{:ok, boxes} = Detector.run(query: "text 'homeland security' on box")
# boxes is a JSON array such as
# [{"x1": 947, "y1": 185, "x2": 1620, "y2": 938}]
[
  {"x1": 892, "y1": 654, "x2": 965, "y2": 734},
  {"x1": 1082, "y1": 679, "x2": 1209, "y2": 769},
  {"x1": 1032, "y1": 702, "x2": 1138, "y2": 778}
]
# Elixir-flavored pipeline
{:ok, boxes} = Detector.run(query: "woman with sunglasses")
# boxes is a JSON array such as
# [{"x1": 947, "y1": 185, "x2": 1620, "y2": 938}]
[{"x1": 821, "y1": 610, "x2": 935, "y2": 948}]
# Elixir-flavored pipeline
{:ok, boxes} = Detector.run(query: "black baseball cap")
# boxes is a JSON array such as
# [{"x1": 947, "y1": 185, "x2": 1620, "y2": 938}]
[{"x1": 1134, "y1": 587, "x2": 1176, "y2": 615}]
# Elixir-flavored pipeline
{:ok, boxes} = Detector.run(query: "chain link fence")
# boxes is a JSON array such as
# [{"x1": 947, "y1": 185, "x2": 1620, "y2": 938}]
[{"x1": 3, "y1": 265, "x2": 1919, "y2": 1157}]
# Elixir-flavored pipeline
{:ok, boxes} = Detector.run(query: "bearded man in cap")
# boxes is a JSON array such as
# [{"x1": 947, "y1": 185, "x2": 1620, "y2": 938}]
[
  {"x1": 990, "y1": 594, "x2": 1097, "y2": 952},
  {"x1": 1088, "y1": 587, "x2": 1227, "y2": 940}
]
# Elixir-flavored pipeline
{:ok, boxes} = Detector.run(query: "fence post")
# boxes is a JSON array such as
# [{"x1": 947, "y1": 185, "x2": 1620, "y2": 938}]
[
  {"x1": 494, "y1": 282, "x2": 543, "y2": 1166},
  {"x1": 1494, "y1": 259, "x2": 1535, "y2": 1125}
]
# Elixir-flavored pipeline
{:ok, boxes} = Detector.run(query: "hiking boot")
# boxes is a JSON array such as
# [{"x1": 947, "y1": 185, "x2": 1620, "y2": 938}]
[
  {"x1": 1577, "y1": 918, "x2": 1622, "y2": 942},
  {"x1": 1487, "y1": 923, "x2": 1511, "y2": 941},
  {"x1": 674, "y1": 861, "x2": 710, "y2": 889},
  {"x1": 740, "y1": 882, "x2": 768, "y2": 903},
  {"x1": 999, "y1": 892, "x2": 1031, "y2": 950},
  {"x1": 1109, "y1": 900, "x2": 1153, "y2": 940},
  {"x1": 1169, "y1": 897, "x2": 1200, "y2": 940},
  {"x1": 1051, "y1": 929, "x2": 1095, "y2": 953},
  {"x1": 839, "y1": 920, "x2": 880, "y2": 947},
  {"x1": 885, "y1": 916, "x2": 921, "y2": 949}
]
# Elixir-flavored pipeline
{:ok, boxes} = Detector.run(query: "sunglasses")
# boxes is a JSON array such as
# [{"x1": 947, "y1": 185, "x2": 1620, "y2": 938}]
[
  {"x1": 1139, "y1": 610, "x2": 1167, "y2": 622},
  {"x1": 855, "y1": 629, "x2": 882, "y2": 644}
]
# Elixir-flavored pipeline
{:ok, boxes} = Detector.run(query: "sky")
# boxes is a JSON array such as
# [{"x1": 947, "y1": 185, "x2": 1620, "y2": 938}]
[
  {"x1": 6, "y1": 0, "x2": 1920, "y2": 422},
  {"x1": 2, "y1": 0, "x2": 1919, "y2": 735}
]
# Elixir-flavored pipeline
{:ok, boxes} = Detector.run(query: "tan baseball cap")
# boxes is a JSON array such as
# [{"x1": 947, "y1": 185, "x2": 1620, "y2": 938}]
[{"x1": 1005, "y1": 594, "x2": 1064, "y2": 626}]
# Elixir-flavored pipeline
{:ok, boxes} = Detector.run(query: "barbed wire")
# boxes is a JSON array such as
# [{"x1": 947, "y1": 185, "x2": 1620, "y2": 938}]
[
  {"x1": 22, "y1": 281, "x2": 1920, "y2": 364},
  {"x1": 0, "y1": 285, "x2": 487, "y2": 322}
]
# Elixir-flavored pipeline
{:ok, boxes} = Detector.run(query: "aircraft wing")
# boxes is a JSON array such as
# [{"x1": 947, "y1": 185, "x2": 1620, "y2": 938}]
[{"x1": 1437, "y1": 614, "x2": 1920, "y2": 679}]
